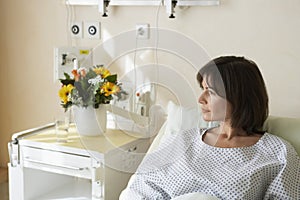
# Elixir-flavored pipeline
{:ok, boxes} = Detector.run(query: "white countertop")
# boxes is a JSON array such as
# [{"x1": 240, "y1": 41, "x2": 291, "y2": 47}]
[{"x1": 18, "y1": 124, "x2": 146, "y2": 157}]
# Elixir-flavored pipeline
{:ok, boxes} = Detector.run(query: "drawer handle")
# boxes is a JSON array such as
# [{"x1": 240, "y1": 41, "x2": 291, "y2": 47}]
[
  {"x1": 128, "y1": 146, "x2": 137, "y2": 152},
  {"x1": 24, "y1": 158, "x2": 88, "y2": 171}
]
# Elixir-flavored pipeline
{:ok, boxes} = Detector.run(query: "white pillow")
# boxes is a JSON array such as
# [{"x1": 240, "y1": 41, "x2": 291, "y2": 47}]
[
  {"x1": 146, "y1": 102, "x2": 207, "y2": 152},
  {"x1": 165, "y1": 101, "x2": 207, "y2": 135},
  {"x1": 148, "y1": 101, "x2": 220, "y2": 153}
]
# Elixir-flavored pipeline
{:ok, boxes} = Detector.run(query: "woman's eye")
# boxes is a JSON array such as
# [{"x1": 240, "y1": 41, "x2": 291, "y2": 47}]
[{"x1": 208, "y1": 89, "x2": 216, "y2": 95}]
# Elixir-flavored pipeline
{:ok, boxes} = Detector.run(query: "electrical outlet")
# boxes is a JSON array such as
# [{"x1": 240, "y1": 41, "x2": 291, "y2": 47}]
[
  {"x1": 70, "y1": 22, "x2": 83, "y2": 38},
  {"x1": 136, "y1": 23, "x2": 149, "y2": 39},
  {"x1": 54, "y1": 47, "x2": 93, "y2": 81},
  {"x1": 84, "y1": 21, "x2": 101, "y2": 39}
]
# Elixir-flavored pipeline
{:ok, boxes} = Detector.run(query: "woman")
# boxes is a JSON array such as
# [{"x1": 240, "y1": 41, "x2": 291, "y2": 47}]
[
  {"x1": 120, "y1": 56, "x2": 300, "y2": 199},
  {"x1": 197, "y1": 56, "x2": 268, "y2": 148}
]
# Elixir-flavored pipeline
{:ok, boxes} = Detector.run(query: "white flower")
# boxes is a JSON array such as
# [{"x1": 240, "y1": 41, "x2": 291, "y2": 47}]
[{"x1": 88, "y1": 75, "x2": 103, "y2": 85}]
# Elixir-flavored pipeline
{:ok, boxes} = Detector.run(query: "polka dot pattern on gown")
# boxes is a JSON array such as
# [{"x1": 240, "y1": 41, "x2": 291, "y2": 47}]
[{"x1": 122, "y1": 128, "x2": 300, "y2": 200}]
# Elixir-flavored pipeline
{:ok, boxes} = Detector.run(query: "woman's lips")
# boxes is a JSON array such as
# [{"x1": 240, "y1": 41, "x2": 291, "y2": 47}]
[{"x1": 201, "y1": 108, "x2": 210, "y2": 113}]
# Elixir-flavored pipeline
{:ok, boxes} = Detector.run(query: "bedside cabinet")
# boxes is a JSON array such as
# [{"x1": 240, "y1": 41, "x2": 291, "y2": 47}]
[{"x1": 8, "y1": 124, "x2": 151, "y2": 200}]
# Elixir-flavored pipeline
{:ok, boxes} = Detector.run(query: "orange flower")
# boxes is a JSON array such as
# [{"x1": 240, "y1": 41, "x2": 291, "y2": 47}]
[
  {"x1": 72, "y1": 69, "x2": 80, "y2": 81},
  {"x1": 80, "y1": 69, "x2": 86, "y2": 77}
]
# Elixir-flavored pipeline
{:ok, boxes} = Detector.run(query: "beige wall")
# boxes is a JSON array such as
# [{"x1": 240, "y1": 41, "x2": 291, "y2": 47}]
[{"x1": 1, "y1": 0, "x2": 300, "y2": 166}]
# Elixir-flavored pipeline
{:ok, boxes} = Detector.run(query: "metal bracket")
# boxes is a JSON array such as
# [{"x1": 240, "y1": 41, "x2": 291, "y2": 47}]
[
  {"x1": 166, "y1": 0, "x2": 177, "y2": 18},
  {"x1": 99, "y1": 0, "x2": 110, "y2": 17}
]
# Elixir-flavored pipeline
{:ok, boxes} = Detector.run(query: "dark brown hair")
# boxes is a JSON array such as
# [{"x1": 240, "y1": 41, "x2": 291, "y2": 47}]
[{"x1": 197, "y1": 56, "x2": 269, "y2": 134}]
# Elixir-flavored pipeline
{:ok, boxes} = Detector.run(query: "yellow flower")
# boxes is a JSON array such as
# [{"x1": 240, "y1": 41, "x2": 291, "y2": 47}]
[
  {"x1": 101, "y1": 82, "x2": 120, "y2": 96},
  {"x1": 94, "y1": 67, "x2": 111, "y2": 78},
  {"x1": 59, "y1": 84, "x2": 74, "y2": 104}
]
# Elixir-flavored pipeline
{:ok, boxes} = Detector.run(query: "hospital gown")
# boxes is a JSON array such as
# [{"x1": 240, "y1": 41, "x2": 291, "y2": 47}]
[{"x1": 120, "y1": 128, "x2": 300, "y2": 200}]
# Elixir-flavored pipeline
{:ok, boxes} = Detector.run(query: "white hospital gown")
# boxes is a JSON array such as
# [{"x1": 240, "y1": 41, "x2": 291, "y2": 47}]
[{"x1": 121, "y1": 128, "x2": 300, "y2": 200}]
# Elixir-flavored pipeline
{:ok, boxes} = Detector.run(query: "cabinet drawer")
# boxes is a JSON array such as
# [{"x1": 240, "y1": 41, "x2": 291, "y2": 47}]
[{"x1": 21, "y1": 146, "x2": 92, "y2": 178}]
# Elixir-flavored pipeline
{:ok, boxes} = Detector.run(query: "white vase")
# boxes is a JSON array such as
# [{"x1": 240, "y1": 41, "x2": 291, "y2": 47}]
[{"x1": 73, "y1": 105, "x2": 107, "y2": 136}]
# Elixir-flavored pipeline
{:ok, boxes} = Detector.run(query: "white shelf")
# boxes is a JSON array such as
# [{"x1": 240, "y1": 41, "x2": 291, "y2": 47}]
[
  {"x1": 66, "y1": 0, "x2": 98, "y2": 6},
  {"x1": 66, "y1": 0, "x2": 219, "y2": 6},
  {"x1": 67, "y1": 0, "x2": 162, "y2": 6},
  {"x1": 35, "y1": 178, "x2": 92, "y2": 200},
  {"x1": 177, "y1": 0, "x2": 219, "y2": 6},
  {"x1": 110, "y1": 0, "x2": 162, "y2": 5}
]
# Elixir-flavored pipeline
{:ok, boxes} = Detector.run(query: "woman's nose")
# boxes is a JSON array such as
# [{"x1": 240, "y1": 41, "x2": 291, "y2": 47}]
[{"x1": 198, "y1": 92, "x2": 206, "y2": 105}]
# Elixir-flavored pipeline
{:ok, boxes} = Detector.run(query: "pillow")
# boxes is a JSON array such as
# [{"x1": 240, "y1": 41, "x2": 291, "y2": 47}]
[
  {"x1": 165, "y1": 101, "x2": 207, "y2": 136},
  {"x1": 148, "y1": 101, "x2": 208, "y2": 153}
]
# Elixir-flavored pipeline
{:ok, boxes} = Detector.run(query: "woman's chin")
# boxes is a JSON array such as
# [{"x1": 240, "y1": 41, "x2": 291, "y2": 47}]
[
  {"x1": 202, "y1": 113, "x2": 224, "y2": 122},
  {"x1": 202, "y1": 116, "x2": 213, "y2": 122}
]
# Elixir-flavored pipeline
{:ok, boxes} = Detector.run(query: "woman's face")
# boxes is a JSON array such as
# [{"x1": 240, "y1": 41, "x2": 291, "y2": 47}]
[{"x1": 198, "y1": 80, "x2": 231, "y2": 122}]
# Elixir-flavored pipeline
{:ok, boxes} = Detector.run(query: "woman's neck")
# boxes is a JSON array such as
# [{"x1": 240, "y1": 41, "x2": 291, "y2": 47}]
[
  {"x1": 217, "y1": 122, "x2": 248, "y2": 140},
  {"x1": 203, "y1": 122, "x2": 262, "y2": 148}
]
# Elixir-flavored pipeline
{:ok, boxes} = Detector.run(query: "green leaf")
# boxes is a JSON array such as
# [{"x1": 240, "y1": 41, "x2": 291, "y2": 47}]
[
  {"x1": 86, "y1": 68, "x2": 97, "y2": 79},
  {"x1": 60, "y1": 79, "x2": 75, "y2": 86},
  {"x1": 59, "y1": 72, "x2": 75, "y2": 85},
  {"x1": 61, "y1": 101, "x2": 72, "y2": 112},
  {"x1": 105, "y1": 74, "x2": 117, "y2": 83},
  {"x1": 64, "y1": 72, "x2": 71, "y2": 79}
]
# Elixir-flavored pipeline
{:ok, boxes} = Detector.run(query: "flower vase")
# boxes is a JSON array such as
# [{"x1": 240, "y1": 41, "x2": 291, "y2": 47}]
[{"x1": 73, "y1": 105, "x2": 107, "y2": 136}]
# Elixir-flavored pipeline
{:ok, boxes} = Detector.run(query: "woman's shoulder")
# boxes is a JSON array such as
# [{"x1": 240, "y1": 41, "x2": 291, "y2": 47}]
[
  {"x1": 260, "y1": 132, "x2": 299, "y2": 159},
  {"x1": 136, "y1": 128, "x2": 201, "y2": 173},
  {"x1": 263, "y1": 132, "x2": 294, "y2": 149}
]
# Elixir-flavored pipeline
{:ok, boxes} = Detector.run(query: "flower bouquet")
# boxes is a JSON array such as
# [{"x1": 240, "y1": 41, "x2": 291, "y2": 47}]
[
  {"x1": 58, "y1": 65, "x2": 124, "y2": 136},
  {"x1": 59, "y1": 65, "x2": 123, "y2": 111}
]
